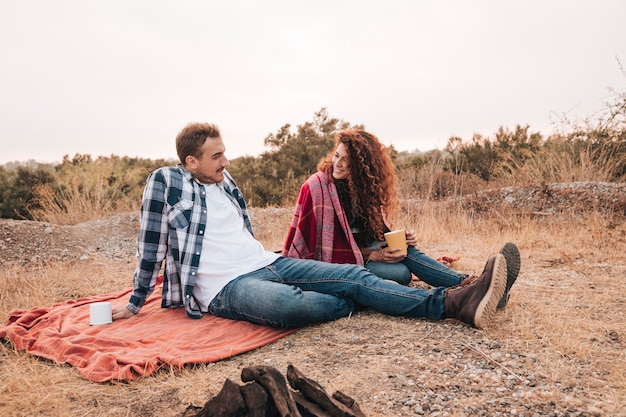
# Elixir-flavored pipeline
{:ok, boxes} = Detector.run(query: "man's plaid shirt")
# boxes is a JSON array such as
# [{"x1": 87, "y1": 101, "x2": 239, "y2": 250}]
[{"x1": 126, "y1": 165, "x2": 252, "y2": 319}]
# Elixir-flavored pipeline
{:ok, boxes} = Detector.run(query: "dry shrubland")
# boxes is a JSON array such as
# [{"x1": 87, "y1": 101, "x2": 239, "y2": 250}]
[
  {"x1": 1, "y1": 180, "x2": 625, "y2": 416},
  {"x1": 2, "y1": 83, "x2": 625, "y2": 415}
]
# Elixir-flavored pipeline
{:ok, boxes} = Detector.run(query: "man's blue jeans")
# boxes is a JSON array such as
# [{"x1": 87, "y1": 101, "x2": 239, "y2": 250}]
[
  {"x1": 366, "y1": 242, "x2": 466, "y2": 287},
  {"x1": 209, "y1": 256, "x2": 446, "y2": 328}
]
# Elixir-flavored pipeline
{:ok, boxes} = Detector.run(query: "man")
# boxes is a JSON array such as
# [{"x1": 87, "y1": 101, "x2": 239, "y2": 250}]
[{"x1": 113, "y1": 122, "x2": 508, "y2": 329}]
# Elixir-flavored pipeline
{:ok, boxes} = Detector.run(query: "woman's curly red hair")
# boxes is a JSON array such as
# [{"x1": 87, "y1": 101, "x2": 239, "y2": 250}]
[{"x1": 318, "y1": 129, "x2": 400, "y2": 241}]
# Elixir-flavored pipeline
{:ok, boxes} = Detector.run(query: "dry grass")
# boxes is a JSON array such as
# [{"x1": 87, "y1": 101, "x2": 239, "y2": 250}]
[
  {"x1": 1, "y1": 202, "x2": 625, "y2": 416},
  {"x1": 29, "y1": 172, "x2": 140, "y2": 226}
]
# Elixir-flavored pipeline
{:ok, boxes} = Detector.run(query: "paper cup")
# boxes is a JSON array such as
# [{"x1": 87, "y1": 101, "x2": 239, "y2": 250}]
[
  {"x1": 384, "y1": 230, "x2": 408, "y2": 255},
  {"x1": 89, "y1": 302, "x2": 112, "y2": 325}
]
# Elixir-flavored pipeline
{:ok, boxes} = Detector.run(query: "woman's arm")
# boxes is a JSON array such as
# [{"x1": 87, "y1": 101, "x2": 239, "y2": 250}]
[
  {"x1": 282, "y1": 182, "x2": 316, "y2": 259},
  {"x1": 365, "y1": 228, "x2": 417, "y2": 263}
]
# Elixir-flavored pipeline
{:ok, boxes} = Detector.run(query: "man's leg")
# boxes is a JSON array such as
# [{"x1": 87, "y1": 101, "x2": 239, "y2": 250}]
[
  {"x1": 208, "y1": 268, "x2": 356, "y2": 328},
  {"x1": 268, "y1": 257, "x2": 448, "y2": 320},
  {"x1": 270, "y1": 255, "x2": 507, "y2": 329},
  {"x1": 211, "y1": 255, "x2": 506, "y2": 329}
]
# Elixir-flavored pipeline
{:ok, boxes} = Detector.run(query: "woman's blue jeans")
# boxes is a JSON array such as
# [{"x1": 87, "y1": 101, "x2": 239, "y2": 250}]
[
  {"x1": 366, "y1": 242, "x2": 466, "y2": 287},
  {"x1": 208, "y1": 256, "x2": 446, "y2": 328}
]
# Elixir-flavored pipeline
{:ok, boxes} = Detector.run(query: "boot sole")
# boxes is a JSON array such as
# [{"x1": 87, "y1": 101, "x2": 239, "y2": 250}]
[
  {"x1": 474, "y1": 254, "x2": 507, "y2": 329},
  {"x1": 497, "y1": 242, "x2": 521, "y2": 309}
]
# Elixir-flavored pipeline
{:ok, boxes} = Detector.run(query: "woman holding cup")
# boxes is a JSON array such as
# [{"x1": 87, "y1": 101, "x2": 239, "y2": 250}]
[{"x1": 282, "y1": 129, "x2": 519, "y2": 308}]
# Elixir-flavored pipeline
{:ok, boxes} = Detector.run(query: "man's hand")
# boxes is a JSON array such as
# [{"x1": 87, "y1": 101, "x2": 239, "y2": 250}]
[{"x1": 112, "y1": 305, "x2": 136, "y2": 320}]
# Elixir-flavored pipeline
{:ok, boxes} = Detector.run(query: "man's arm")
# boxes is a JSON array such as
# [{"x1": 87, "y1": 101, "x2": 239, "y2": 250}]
[{"x1": 115, "y1": 169, "x2": 170, "y2": 319}]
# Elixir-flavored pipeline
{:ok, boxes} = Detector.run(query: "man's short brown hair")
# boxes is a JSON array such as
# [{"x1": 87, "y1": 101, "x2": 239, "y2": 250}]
[{"x1": 175, "y1": 123, "x2": 221, "y2": 165}]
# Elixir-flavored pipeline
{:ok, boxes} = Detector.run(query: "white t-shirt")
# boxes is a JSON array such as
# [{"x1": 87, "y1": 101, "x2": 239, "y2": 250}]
[{"x1": 192, "y1": 183, "x2": 279, "y2": 311}]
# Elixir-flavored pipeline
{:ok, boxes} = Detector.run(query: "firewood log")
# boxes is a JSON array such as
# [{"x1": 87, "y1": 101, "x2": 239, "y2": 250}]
[
  {"x1": 292, "y1": 391, "x2": 332, "y2": 417},
  {"x1": 240, "y1": 382, "x2": 270, "y2": 417},
  {"x1": 286, "y1": 365, "x2": 366, "y2": 417},
  {"x1": 332, "y1": 391, "x2": 365, "y2": 417},
  {"x1": 193, "y1": 378, "x2": 246, "y2": 417},
  {"x1": 241, "y1": 365, "x2": 301, "y2": 417}
]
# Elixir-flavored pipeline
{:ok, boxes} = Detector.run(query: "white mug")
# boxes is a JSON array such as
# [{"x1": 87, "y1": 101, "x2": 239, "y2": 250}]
[{"x1": 89, "y1": 301, "x2": 113, "y2": 325}]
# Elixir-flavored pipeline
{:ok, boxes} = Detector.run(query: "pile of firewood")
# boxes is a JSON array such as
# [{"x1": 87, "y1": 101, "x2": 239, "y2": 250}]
[{"x1": 182, "y1": 364, "x2": 366, "y2": 417}]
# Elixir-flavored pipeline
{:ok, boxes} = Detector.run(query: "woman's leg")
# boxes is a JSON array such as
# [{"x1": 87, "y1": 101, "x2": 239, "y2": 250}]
[
  {"x1": 363, "y1": 240, "x2": 412, "y2": 285},
  {"x1": 402, "y1": 246, "x2": 467, "y2": 287},
  {"x1": 365, "y1": 260, "x2": 412, "y2": 285}
]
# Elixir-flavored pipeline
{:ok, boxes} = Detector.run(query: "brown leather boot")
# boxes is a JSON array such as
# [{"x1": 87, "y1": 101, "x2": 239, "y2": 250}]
[
  {"x1": 444, "y1": 254, "x2": 507, "y2": 328},
  {"x1": 497, "y1": 242, "x2": 521, "y2": 309}
]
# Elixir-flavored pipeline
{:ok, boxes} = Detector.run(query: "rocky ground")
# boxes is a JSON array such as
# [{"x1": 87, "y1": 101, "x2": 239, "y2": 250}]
[
  {"x1": 2, "y1": 182, "x2": 624, "y2": 267},
  {"x1": 1, "y1": 181, "x2": 625, "y2": 416},
  {"x1": 0, "y1": 212, "x2": 140, "y2": 266}
]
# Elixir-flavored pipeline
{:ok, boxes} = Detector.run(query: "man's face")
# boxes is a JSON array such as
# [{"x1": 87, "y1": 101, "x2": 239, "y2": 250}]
[{"x1": 185, "y1": 136, "x2": 230, "y2": 184}]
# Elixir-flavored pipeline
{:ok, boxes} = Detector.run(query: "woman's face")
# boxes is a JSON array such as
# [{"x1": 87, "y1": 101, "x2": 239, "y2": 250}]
[{"x1": 331, "y1": 142, "x2": 350, "y2": 180}]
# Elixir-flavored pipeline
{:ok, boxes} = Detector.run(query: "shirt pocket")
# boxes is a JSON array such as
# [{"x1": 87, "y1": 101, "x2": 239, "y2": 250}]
[{"x1": 168, "y1": 199, "x2": 193, "y2": 229}]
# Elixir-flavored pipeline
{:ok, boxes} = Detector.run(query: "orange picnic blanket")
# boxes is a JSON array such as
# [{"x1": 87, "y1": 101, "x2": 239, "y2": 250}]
[{"x1": 0, "y1": 286, "x2": 296, "y2": 383}]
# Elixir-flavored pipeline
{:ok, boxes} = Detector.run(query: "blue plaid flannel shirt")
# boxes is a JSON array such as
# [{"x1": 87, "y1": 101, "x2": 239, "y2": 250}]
[{"x1": 126, "y1": 165, "x2": 253, "y2": 319}]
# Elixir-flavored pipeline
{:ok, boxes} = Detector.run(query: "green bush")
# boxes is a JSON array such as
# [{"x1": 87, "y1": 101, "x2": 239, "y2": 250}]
[{"x1": 1, "y1": 94, "x2": 624, "y2": 224}]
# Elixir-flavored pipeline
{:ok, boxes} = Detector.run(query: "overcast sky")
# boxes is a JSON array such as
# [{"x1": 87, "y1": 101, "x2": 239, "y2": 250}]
[{"x1": 1, "y1": 0, "x2": 625, "y2": 165}]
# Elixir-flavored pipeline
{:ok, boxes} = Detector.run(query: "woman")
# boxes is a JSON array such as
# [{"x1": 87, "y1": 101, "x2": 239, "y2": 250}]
[{"x1": 282, "y1": 129, "x2": 471, "y2": 287}]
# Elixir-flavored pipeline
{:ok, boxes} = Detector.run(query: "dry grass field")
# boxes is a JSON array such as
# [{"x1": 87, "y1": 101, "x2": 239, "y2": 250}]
[{"x1": 1, "y1": 183, "x2": 625, "y2": 416}]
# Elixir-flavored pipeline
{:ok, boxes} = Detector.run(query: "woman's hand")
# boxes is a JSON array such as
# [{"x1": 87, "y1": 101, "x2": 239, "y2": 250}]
[
  {"x1": 405, "y1": 229, "x2": 418, "y2": 246},
  {"x1": 369, "y1": 246, "x2": 406, "y2": 263}
]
